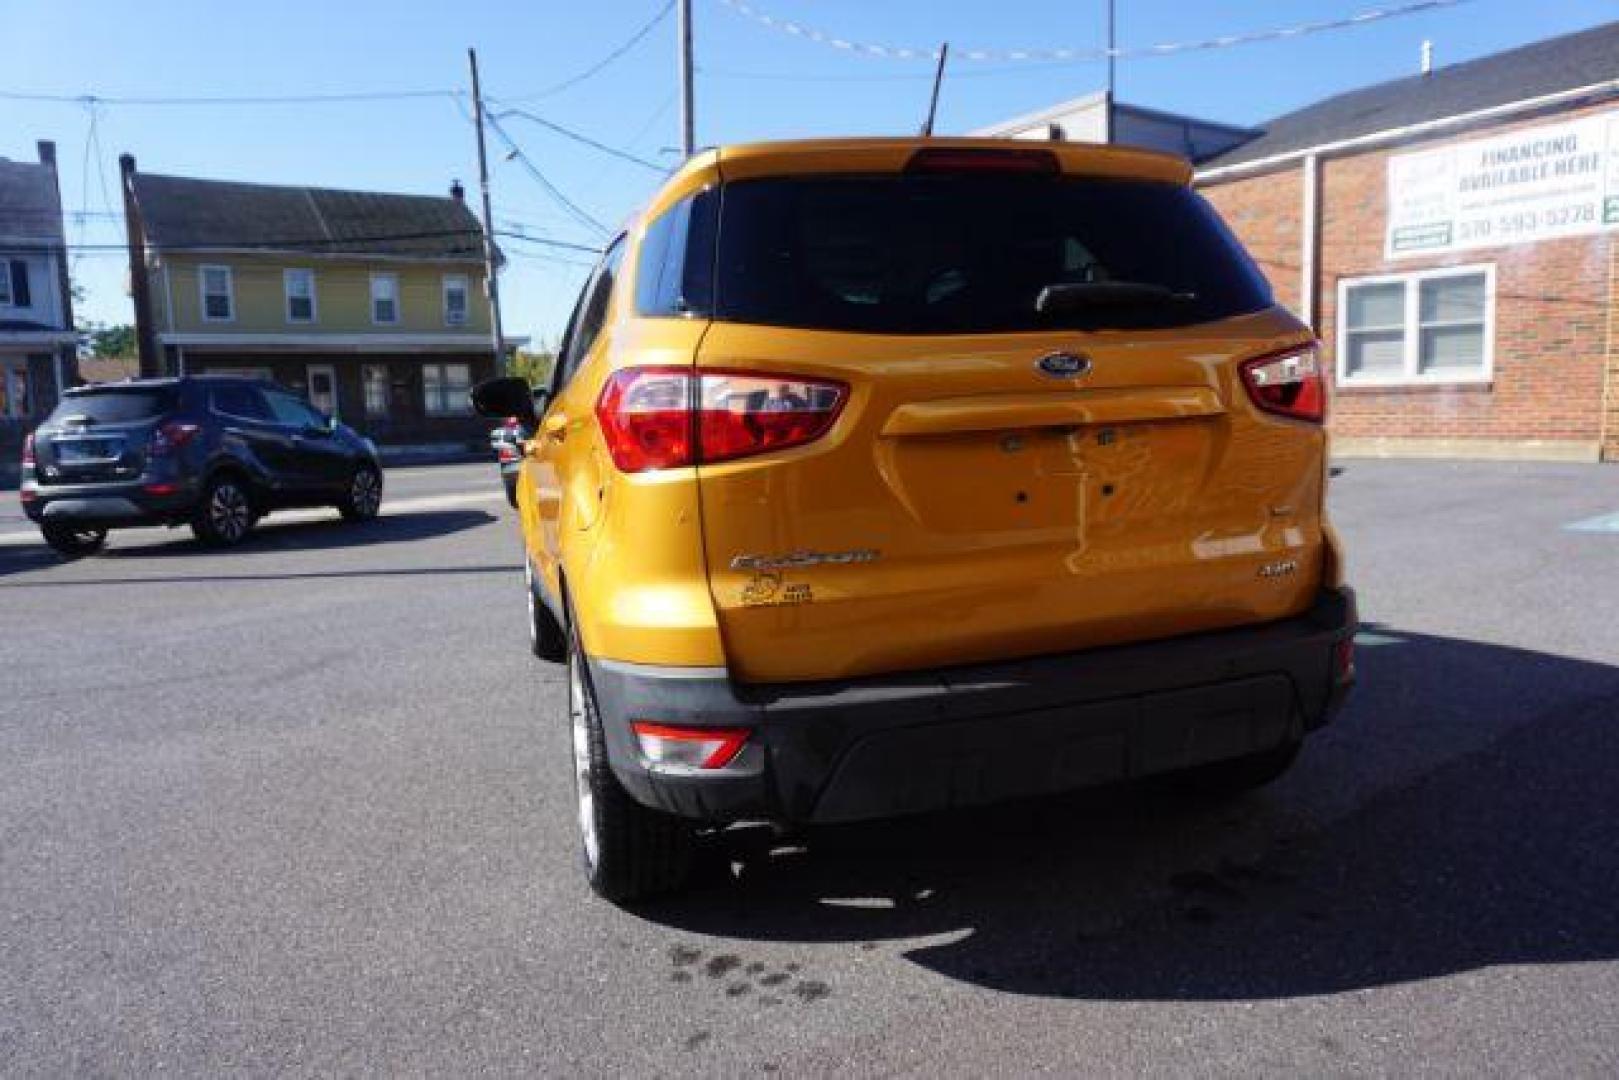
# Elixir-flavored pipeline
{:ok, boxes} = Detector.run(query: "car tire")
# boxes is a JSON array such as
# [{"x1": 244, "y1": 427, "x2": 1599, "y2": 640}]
[
  {"x1": 40, "y1": 524, "x2": 108, "y2": 557},
  {"x1": 503, "y1": 474, "x2": 519, "y2": 509},
  {"x1": 1172, "y1": 739, "x2": 1301, "y2": 799},
  {"x1": 525, "y1": 561, "x2": 567, "y2": 662},
  {"x1": 338, "y1": 464, "x2": 384, "y2": 522},
  {"x1": 190, "y1": 474, "x2": 256, "y2": 547},
  {"x1": 566, "y1": 621, "x2": 694, "y2": 903}
]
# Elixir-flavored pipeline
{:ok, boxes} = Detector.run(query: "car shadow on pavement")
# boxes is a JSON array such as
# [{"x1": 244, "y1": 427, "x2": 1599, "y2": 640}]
[
  {"x1": 638, "y1": 629, "x2": 1619, "y2": 1001},
  {"x1": 0, "y1": 509, "x2": 498, "y2": 581}
]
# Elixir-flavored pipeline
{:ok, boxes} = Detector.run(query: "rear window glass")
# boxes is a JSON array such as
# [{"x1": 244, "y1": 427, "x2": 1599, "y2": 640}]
[
  {"x1": 49, "y1": 387, "x2": 176, "y2": 424},
  {"x1": 712, "y1": 175, "x2": 1272, "y2": 334}
]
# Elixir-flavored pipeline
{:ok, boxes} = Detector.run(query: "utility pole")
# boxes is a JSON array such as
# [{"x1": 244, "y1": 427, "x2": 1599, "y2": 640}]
[
  {"x1": 678, "y1": 0, "x2": 695, "y2": 158},
  {"x1": 1103, "y1": 0, "x2": 1117, "y2": 143},
  {"x1": 467, "y1": 47, "x2": 507, "y2": 373}
]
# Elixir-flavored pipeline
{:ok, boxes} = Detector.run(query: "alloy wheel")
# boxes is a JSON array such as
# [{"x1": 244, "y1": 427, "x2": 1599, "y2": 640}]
[
  {"x1": 568, "y1": 652, "x2": 600, "y2": 870},
  {"x1": 351, "y1": 469, "x2": 382, "y2": 517},
  {"x1": 210, "y1": 483, "x2": 250, "y2": 542}
]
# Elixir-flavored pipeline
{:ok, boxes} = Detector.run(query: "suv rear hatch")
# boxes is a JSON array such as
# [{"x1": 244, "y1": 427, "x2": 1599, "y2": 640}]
[
  {"x1": 34, "y1": 384, "x2": 177, "y2": 486},
  {"x1": 682, "y1": 144, "x2": 1327, "y2": 683}
]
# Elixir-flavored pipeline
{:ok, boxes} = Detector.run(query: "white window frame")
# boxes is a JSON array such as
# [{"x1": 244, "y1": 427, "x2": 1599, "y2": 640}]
[
  {"x1": 443, "y1": 273, "x2": 470, "y2": 327},
  {"x1": 422, "y1": 361, "x2": 473, "y2": 418},
  {"x1": 0, "y1": 261, "x2": 12, "y2": 306},
  {"x1": 1336, "y1": 263, "x2": 1495, "y2": 388},
  {"x1": 363, "y1": 363, "x2": 391, "y2": 417},
  {"x1": 283, "y1": 268, "x2": 317, "y2": 324},
  {"x1": 370, "y1": 272, "x2": 401, "y2": 326},
  {"x1": 199, "y1": 264, "x2": 235, "y2": 323}
]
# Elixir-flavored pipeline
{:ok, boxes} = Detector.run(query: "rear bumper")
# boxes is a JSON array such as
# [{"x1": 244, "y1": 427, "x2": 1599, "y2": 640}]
[
  {"x1": 22, "y1": 480, "x2": 198, "y2": 527},
  {"x1": 588, "y1": 587, "x2": 1357, "y2": 825}
]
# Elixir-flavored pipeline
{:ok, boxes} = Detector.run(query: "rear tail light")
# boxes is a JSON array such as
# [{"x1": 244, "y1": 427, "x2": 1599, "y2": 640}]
[
  {"x1": 596, "y1": 367, "x2": 847, "y2": 473},
  {"x1": 496, "y1": 442, "x2": 520, "y2": 463},
  {"x1": 20, "y1": 432, "x2": 35, "y2": 466},
  {"x1": 1240, "y1": 345, "x2": 1326, "y2": 423},
  {"x1": 630, "y1": 721, "x2": 750, "y2": 769},
  {"x1": 148, "y1": 422, "x2": 201, "y2": 457}
]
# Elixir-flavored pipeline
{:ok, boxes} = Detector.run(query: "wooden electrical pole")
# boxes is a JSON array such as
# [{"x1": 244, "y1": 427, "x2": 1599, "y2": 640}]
[
  {"x1": 467, "y1": 48, "x2": 507, "y2": 372},
  {"x1": 678, "y1": 0, "x2": 695, "y2": 158}
]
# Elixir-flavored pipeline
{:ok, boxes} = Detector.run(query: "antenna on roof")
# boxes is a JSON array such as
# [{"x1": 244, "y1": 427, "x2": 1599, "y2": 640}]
[
  {"x1": 920, "y1": 43, "x2": 950, "y2": 136},
  {"x1": 1421, "y1": 39, "x2": 1434, "y2": 74}
]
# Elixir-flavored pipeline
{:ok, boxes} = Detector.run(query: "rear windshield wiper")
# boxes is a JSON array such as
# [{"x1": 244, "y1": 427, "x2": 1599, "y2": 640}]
[{"x1": 1035, "y1": 281, "x2": 1198, "y2": 313}]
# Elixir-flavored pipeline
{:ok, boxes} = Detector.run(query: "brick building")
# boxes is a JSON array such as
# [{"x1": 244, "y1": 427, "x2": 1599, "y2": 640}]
[{"x1": 986, "y1": 22, "x2": 1619, "y2": 462}]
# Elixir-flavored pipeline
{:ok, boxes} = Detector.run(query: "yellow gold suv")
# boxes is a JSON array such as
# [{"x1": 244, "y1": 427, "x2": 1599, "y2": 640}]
[{"x1": 473, "y1": 138, "x2": 1356, "y2": 902}]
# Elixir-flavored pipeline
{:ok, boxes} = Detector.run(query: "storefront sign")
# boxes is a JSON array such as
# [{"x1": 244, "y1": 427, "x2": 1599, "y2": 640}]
[{"x1": 1385, "y1": 109, "x2": 1619, "y2": 257}]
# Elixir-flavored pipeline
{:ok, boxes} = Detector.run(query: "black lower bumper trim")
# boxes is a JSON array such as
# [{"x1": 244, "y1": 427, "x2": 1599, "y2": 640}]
[{"x1": 588, "y1": 588, "x2": 1356, "y2": 825}]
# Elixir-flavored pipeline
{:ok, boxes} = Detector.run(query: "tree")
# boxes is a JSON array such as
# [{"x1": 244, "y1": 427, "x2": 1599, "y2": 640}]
[
  {"x1": 509, "y1": 347, "x2": 556, "y2": 388},
  {"x1": 81, "y1": 323, "x2": 137, "y2": 359}
]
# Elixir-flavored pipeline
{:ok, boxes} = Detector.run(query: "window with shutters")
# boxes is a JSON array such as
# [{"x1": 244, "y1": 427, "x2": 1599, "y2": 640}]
[{"x1": 1337, "y1": 265, "x2": 1493, "y2": 387}]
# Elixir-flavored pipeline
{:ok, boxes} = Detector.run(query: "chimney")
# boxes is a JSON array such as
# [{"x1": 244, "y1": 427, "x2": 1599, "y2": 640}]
[
  {"x1": 450, "y1": 179, "x2": 466, "y2": 202},
  {"x1": 37, "y1": 140, "x2": 57, "y2": 167},
  {"x1": 1421, "y1": 39, "x2": 1434, "y2": 75}
]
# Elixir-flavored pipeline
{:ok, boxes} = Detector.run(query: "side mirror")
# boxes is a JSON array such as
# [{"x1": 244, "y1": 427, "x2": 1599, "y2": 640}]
[{"x1": 471, "y1": 376, "x2": 539, "y2": 428}]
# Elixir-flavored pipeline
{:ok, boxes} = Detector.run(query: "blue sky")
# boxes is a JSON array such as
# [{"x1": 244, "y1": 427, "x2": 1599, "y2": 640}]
[{"x1": 3, "y1": 0, "x2": 1614, "y2": 346}]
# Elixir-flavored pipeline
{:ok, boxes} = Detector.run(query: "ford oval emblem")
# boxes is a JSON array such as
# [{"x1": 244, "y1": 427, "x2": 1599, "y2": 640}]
[{"x1": 1036, "y1": 352, "x2": 1092, "y2": 378}]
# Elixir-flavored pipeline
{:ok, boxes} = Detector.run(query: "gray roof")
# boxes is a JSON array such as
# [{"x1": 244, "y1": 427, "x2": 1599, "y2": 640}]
[
  {"x1": 130, "y1": 172, "x2": 485, "y2": 260},
  {"x1": 1203, "y1": 20, "x2": 1619, "y2": 169},
  {"x1": 0, "y1": 157, "x2": 65, "y2": 244}
]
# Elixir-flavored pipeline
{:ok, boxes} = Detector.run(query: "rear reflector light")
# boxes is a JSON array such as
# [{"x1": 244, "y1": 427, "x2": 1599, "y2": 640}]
[
  {"x1": 143, "y1": 482, "x2": 180, "y2": 496},
  {"x1": 906, "y1": 148, "x2": 1060, "y2": 175},
  {"x1": 630, "y1": 722, "x2": 750, "y2": 769},
  {"x1": 149, "y1": 422, "x2": 201, "y2": 457},
  {"x1": 20, "y1": 432, "x2": 35, "y2": 466},
  {"x1": 1240, "y1": 345, "x2": 1325, "y2": 423},
  {"x1": 1334, "y1": 638, "x2": 1356, "y2": 680},
  {"x1": 596, "y1": 367, "x2": 847, "y2": 473}
]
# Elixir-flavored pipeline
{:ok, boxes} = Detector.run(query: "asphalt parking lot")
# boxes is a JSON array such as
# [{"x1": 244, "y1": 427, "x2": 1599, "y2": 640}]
[{"x1": 2, "y1": 459, "x2": 1617, "y2": 1075}]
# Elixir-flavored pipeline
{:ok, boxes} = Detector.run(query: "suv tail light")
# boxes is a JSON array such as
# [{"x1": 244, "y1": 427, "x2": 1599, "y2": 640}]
[
  {"x1": 148, "y1": 421, "x2": 201, "y2": 457},
  {"x1": 20, "y1": 432, "x2": 35, "y2": 466},
  {"x1": 596, "y1": 367, "x2": 848, "y2": 473},
  {"x1": 1240, "y1": 345, "x2": 1325, "y2": 423},
  {"x1": 630, "y1": 721, "x2": 750, "y2": 769}
]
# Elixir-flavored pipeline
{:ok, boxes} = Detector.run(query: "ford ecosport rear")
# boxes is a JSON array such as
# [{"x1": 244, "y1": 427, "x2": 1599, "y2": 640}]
[{"x1": 474, "y1": 138, "x2": 1356, "y2": 902}]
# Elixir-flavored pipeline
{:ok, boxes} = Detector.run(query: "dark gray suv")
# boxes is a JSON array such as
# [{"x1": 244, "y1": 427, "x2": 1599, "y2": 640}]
[{"x1": 20, "y1": 376, "x2": 384, "y2": 555}]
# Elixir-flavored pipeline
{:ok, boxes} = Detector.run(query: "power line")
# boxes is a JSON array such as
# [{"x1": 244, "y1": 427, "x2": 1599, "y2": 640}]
[
  {"x1": 490, "y1": 105, "x2": 669, "y2": 173},
  {"x1": 481, "y1": 113, "x2": 612, "y2": 236},
  {"x1": 505, "y1": 0, "x2": 676, "y2": 100},
  {"x1": 714, "y1": 0, "x2": 1474, "y2": 63},
  {"x1": 0, "y1": 87, "x2": 457, "y2": 106},
  {"x1": 493, "y1": 229, "x2": 604, "y2": 255}
]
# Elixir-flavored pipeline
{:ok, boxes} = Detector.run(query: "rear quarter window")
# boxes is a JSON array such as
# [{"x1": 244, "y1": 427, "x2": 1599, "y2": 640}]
[
  {"x1": 712, "y1": 174, "x2": 1273, "y2": 334},
  {"x1": 48, "y1": 387, "x2": 176, "y2": 424}
]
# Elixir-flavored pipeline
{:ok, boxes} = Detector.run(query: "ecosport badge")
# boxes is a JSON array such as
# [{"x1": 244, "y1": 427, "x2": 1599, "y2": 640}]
[{"x1": 731, "y1": 550, "x2": 880, "y2": 571}]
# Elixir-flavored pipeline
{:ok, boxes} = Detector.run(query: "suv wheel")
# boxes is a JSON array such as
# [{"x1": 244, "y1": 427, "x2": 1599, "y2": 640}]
[
  {"x1": 40, "y1": 524, "x2": 108, "y2": 557},
  {"x1": 567, "y1": 623, "x2": 694, "y2": 902},
  {"x1": 525, "y1": 561, "x2": 567, "y2": 662},
  {"x1": 339, "y1": 465, "x2": 383, "y2": 522},
  {"x1": 191, "y1": 475, "x2": 255, "y2": 547}
]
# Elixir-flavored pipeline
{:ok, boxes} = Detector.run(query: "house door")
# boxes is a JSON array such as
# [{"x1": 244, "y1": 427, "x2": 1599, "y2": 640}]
[{"x1": 306, "y1": 364, "x2": 338, "y2": 419}]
